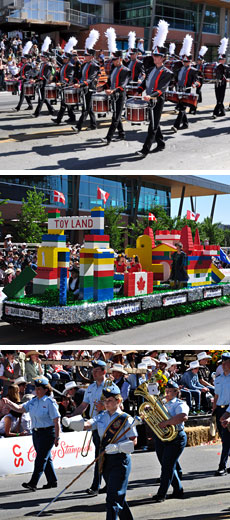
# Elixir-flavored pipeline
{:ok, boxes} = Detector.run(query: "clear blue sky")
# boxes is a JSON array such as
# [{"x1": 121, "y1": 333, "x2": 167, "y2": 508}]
[{"x1": 170, "y1": 175, "x2": 230, "y2": 225}]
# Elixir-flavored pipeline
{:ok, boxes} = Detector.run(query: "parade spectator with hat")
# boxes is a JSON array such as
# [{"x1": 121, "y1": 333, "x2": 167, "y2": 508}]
[
  {"x1": 197, "y1": 352, "x2": 215, "y2": 394},
  {"x1": 180, "y1": 361, "x2": 209, "y2": 413},
  {"x1": 14, "y1": 376, "x2": 27, "y2": 401},
  {"x1": 3, "y1": 376, "x2": 61, "y2": 491},
  {"x1": 25, "y1": 351, "x2": 44, "y2": 393},
  {"x1": 110, "y1": 364, "x2": 131, "y2": 413}
]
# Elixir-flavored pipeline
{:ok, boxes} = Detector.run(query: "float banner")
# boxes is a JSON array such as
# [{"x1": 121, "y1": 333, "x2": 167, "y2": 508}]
[
  {"x1": 48, "y1": 217, "x2": 102, "y2": 231},
  {"x1": 0, "y1": 432, "x2": 95, "y2": 476}
]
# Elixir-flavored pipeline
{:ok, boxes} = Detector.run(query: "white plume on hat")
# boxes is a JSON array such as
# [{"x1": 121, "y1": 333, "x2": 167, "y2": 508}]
[
  {"x1": 198, "y1": 45, "x2": 208, "y2": 57},
  {"x1": 137, "y1": 40, "x2": 144, "y2": 52},
  {"x1": 64, "y1": 36, "x2": 78, "y2": 55},
  {"x1": 180, "y1": 34, "x2": 193, "y2": 57},
  {"x1": 169, "y1": 42, "x2": 175, "y2": 56},
  {"x1": 41, "y1": 36, "x2": 51, "y2": 54},
  {"x1": 128, "y1": 31, "x2": 136, "y2": 50},
  {"x1": 152, "y1": 19, "x2": 169, "y2": 50},
  {"x1": 105, "y1": 27, "x2": 117, "y2": 54},
  {"x1": 22, "y1": 41, "x2": 33, "y2": 57},
  {"x1": 218, "y1": 37, "x2": 228, "y2": 56},
  {"x1": 85, "y1": 29, "x2": 100, "y2": 51}
]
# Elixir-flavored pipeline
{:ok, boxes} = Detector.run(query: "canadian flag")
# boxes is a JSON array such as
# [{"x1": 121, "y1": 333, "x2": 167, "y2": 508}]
[
  {"x1": 97, "y1": 187, "x2": 110, "y2": 204},
  {"x1": 148, "y1": 212, "x2": 157, "y2": 221},
  {"x1": 186, "y1": 210, "x2": 200, "y2": 221},
  {"x1": 53, "y1": 190, "x2": 65, "y2": 204}
]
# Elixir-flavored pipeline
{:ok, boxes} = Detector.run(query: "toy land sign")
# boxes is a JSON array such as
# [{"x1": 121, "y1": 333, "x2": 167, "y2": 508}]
[{"x1": 48, "y1": 216, "x2": 94, "y2": 231}]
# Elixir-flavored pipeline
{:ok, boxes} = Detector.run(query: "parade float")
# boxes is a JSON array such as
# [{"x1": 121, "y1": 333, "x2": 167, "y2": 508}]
[{"x1": 2, "y1": 206, "x2": 230, "y2": 337}]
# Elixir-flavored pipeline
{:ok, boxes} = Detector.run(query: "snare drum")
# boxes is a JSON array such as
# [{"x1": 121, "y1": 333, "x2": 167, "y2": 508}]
[
  {"x1": 44, "y1": 84, "x2": 57, "y2": 100},
  {"x1": 165, "y1": 91, "x2": 198, "y2": 109},
  {"x1": 126, "y1": 84, "x2": 141, "y2": 98},
  {"x1": 64, "y1": 88, "x2": 80, "y2": 105},
  {"x1": 125, "y1": 98, "x2": 148, "y2": 123},
  {"x1": 92, "y1": 93, "x2": 110, "y2": 113},
  {"x1": 5, "y1": 80, "x2": 17, "y2": 92},
  {"x1": 24, "y1": 83, "x2": 35, "y2": 97},
  {"x1": 203, "y1": 63, "x2": 216, "y2": 81}
]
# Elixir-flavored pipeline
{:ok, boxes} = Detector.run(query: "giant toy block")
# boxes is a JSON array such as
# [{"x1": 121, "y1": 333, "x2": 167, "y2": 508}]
[
  {"x1": 124, "y1": 272, "x2": 153, "y2": 297},
  {"x1": 3, "y1": 266, "x2": 37, "y2": 299}
]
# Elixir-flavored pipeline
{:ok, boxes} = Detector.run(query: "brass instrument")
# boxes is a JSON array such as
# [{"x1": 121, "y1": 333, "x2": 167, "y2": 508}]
[
  {"x1": 81, "y1": 377, "x2": 113, "y2": 457},
  {"x1": 134, "y1": 382, "x2": 178, "y2": 442}
]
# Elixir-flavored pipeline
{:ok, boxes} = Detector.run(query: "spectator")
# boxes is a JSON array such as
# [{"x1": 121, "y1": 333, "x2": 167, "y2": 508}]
[
  {"x1": 0, "y1": 351, "x2": 21, "y2": 396},
  {"x1": 180, "y1": 360, "x2": 210, "y2": 413},
  {"x1": 25, "y1": 351, "x2": 44, "y2": 393}
]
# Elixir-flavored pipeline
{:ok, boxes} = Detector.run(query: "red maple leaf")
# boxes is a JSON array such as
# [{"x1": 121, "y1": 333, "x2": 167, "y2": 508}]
[{"x1": 137, "y1": 276, "x2": 146, "y2": 292}]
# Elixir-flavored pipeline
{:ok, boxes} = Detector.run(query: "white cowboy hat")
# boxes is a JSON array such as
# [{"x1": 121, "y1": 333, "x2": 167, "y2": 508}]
[
  {"x1": 186, "y1": 360, "x2": 201, "y2": 371},
  {"x1": 63, "y1": 381, "x2": 77, "y2": 394},
  {"x1": 110, "y1": 363, "x2": 127, "y2": 375},
  {"x1": 142, "y1": 356, "x2": 156, "y2": 367},
  {"x1": 167, "y1": 358, "x2": 181, "y2": 368},
  {"x1": 197, "y1": 352, "x2": 211, "y2": 361}
]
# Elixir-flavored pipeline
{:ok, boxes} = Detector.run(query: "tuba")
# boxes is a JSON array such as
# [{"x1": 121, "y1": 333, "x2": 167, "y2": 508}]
[{"x1": 134, "y1": 382, "x2": 178, "y2": 442}]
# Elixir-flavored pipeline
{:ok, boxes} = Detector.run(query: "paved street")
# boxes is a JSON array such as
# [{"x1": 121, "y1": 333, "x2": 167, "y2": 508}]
[
  {"x1": 0, "y1": 443, "x2": 229, "y2": 520},
  {"x1": 0, "y1": 84, "x2": 230, "y2": 170},
  {"x1": 0, "y1": 304, "x2": 230, "y2": 345}
]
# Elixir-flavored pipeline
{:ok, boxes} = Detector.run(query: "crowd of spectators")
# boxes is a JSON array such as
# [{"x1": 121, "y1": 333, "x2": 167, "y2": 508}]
[{"x1": 0, "y1": 349, "x2": 223, "y2": 439}]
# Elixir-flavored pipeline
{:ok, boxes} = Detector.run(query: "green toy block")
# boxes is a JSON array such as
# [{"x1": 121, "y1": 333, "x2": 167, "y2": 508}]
[{"x1": 3, "y1": 266, "x2": 37, "y2": 299}]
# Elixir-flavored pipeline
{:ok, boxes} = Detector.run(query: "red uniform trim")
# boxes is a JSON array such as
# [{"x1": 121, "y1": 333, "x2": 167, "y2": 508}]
[
  {"x1": 63, "y1": 64, "x2": 69, "y2": 82},
  {"x1": 132, "y1": 61, "x2": 137, "y2": 80},
  {"x1": 115, "y1": 67, "x2": 123, "y2": 89},
  {"x1": 184, "y1": 67, "x2": 191, "y2": 86},
  {"x1": 154, "y1": 69, "x2": 164, "y2": 91}
]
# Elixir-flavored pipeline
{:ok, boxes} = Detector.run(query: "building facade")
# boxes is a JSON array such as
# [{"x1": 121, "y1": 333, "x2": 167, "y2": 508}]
[{"x1": 1, "y1": 0, "x2": 230, "y2": 60}]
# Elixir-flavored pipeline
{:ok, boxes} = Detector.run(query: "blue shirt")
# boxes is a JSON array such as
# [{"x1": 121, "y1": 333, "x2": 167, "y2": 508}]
[
  {"x1": 89, "y1": 407, "x2": 137, "y2": 452},
  {"x1": 215, "y1": 373, "x2": 230, "y2": 405},
  {"x1": 181, "y1": 371, "x2": 205, "y2": 390},
  {"x1": 165, "y1": 397, "x2": 189, "y2": 431},
  {"x1": 83, "y1": 381, "x2": 106, "y2": 417},
  {"x1": 23, "y1": 395, "x2": 60, "y2": 429}
]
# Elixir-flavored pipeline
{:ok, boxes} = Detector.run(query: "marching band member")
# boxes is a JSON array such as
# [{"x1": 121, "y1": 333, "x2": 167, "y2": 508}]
[
  {"x1": 171, "y1": 34, "x2": 198, "y2": 132},
  {"x1": 126, "y1": 31, "x2": 145, "y2": 83},
  {"x1": 69, "y1": 359, "x2": 107, "y2": 496},
  {"x1": 14, "y1": 41, "x2": 33, "y2": 112},
  {"x1": 189, "y1": 45, "x2": 208, "y2": 114},
  {"x1": 51, "y1": 37, "x2": 77, "y2": 125},
  {"x1": 100, "y1": 50, "x2": 131, "y2": 145},
  {"x1": 72, "y1": 29, "x2": 100, "y2": 133},
  {"x1": 63, "y1": 382, "x2": 138, "y2": 520},
  {"x1": 152, "y1": 380, "x2": 189, "y2": 503},
  {"x1": 212, "y1": 38, "x2": 229, "y2": 119},
  {"x1": 32, "y1": 36, "x2": 55, "y2": 118},
  {"x1": 136, "y1": 20, "x2": 173, "y2": 158}
]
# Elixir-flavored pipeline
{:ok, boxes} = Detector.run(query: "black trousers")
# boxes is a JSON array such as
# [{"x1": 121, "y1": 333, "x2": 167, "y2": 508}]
[
  {"x1": 16, "y1": 82, "x2": 33, "y2": 110},
  {"x1": 213, "y1": 83, "x2": 226, "y2": 116},
  {"x1": 77, "y1": 90, "x2": 97, "y2": 130},
  {"x1": 174, "y1": 102, "x2": 188, "y2": 129},
  {"x1": 56, "y1": 98, "x2": 75, "y2": 123},
  {"x1": 142, "y1": 97, "x2": 164, "y2": 154},
  {"x1": 106, "y1": 92, "x2": 126, "y2": 142},
  {"x1": 34, "y1": 84, "x2": 55, "y2": 117}
]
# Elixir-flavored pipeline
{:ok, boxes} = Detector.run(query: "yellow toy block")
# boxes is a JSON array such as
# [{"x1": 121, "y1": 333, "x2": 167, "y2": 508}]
[
  {"x1": 153, "y1": 243, "x2": 176, "y2": 252},
  {"x1": 126, "y1": 235, "x2": 165, "y2": 274},
  {"x1": 187, "y1": 268, "x2": 212, "y2": 275},
  {"x1": 37, "y1": 247, "x2": 69, "y2": 269},
  {"x1": 48, "y1": 229, "x2": 65, "y2": 235}
]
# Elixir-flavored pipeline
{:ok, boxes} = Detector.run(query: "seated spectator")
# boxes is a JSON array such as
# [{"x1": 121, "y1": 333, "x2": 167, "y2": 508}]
[
  {"x1": 47, "y1": 350, "x2": 71, "y2": 388},
  {"x1": 197, "y1": 352, "x2": 215, "y2": 395},
  {"x1": 110, "y1": 364, "x2": 131, "y2": 413},
  {"x1": 0, "y1": 351, "x2": 21, "y2": 396},
  {"x1": 180, "y1": 360, "x2": 210, "y2": 413},
  {"x1": 167, "y1": 358, "x2": 192, "y2": 410},
  {"x1": 68, "y1": 266, "x2": 79, "y2": 298},
  {"x1": 14, "y1": 376, "x2": 27, "y2": 401},
  {"x1": 3, "y1": 266, "x2": 15, "y2": 286},
  {"x1": 25, "y1": 351, "x2": 44, "y2": 393}
]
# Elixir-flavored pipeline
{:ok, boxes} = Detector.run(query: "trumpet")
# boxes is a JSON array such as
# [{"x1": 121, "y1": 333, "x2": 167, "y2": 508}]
[{"x1": 81, "y1": 378, "x2": 113, "y2": 457}]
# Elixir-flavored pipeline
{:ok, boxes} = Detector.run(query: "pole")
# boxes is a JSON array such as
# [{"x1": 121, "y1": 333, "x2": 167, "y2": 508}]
[{"x1": 37, "y1": 419, "x2": 139, "y2": 517}]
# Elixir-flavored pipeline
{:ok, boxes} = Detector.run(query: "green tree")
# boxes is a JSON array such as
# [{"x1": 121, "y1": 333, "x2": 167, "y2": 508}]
[
  {"x1": 0, "y1": 194, "x2": 9, "y2": 226},
  {"x1": 16, "y1": 188, "x2": 48, "y2": 243},
  {"x1": 223, "y1": 228, "x2": 230, "y2": 247},
  {"x1": 104, "y1": 206, "x2": 124, "y2": 251},
  {"x1": 199, "y1": 217, "x2": 225, "y2": 245}
]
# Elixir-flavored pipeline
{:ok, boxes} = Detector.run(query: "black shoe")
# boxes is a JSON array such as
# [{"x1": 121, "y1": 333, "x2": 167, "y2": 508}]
[
  {"x1": 215, "y1": 469, "x2": 227, "y2": 476},
  {"x1": 113, "y1": 135, "x2": 126, "y2": 141},
  {"x1": 101, "y1": 138, "x2": 110, "y2": 145},
  {"x1": 170, "y1": 490, "x2": 184, "y2": 499},
  {"x1": 72, "y1": 126, "x2": 80, "y2": 133},
  {"x1": 13, "y1": 107, "x2": 20, "y2": 112},
  {"x1": 87, "y1": 126, "x2": 97, "y2": 131},
  {"x1": 136, "y1": 150, "x2": 147, "y2": 159},
  {"x1": 33, "y1": 113, "x2": 39, "y2": 118},
  {"x1": 152, "y1": 495, "x2": 165, "y2": 503},
  {"x1": 99, "y1": 486, "x2": 107, "y2": 495},
  {"x1": 65, "y1": 118, "x2": 76, "y2": 124},
  {"x1": 181, "y1": 124, "x2": 189, "y2": 129},
  {"x1": 151, "y1": 144, "x2": 165, "y2": 153},
  {"x1": 51, "y1": 118, "x2": 61, "y2": 125},
  {"x1": 50, "y1": 111, "x2": 56, "y2": 116},
  {"x1": 22, "y1": 482, "x2": 37, "y2": 491},
  {"x1": 25, "y1": 106, "x2": 33, "y2": 110},
  {"x1": 42, "y1": 482, "x2": 58, "y2": 489},
  {"x1": 86, "y1": 488, "x2": 98, "y2": 497}
]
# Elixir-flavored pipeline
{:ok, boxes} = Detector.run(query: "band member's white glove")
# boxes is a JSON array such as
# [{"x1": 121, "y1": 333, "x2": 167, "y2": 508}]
[
  {"x1": 105, "y1": 440, "x2": 134, "y2": 455},
  {"x1": 62, "y1": 416, "x2": 84, "y2": 431},
  {"x1": 133, "y1": 416, "x2": 142, "y2": 427}
]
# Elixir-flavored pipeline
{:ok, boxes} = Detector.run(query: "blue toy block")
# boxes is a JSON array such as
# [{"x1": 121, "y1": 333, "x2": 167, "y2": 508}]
[
  {"x1": 59, "y1": 267, "x2": 68, "y2": 306},
  {"x1": 94, "y1": 287, "x2": 114, "y2": 301}
]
